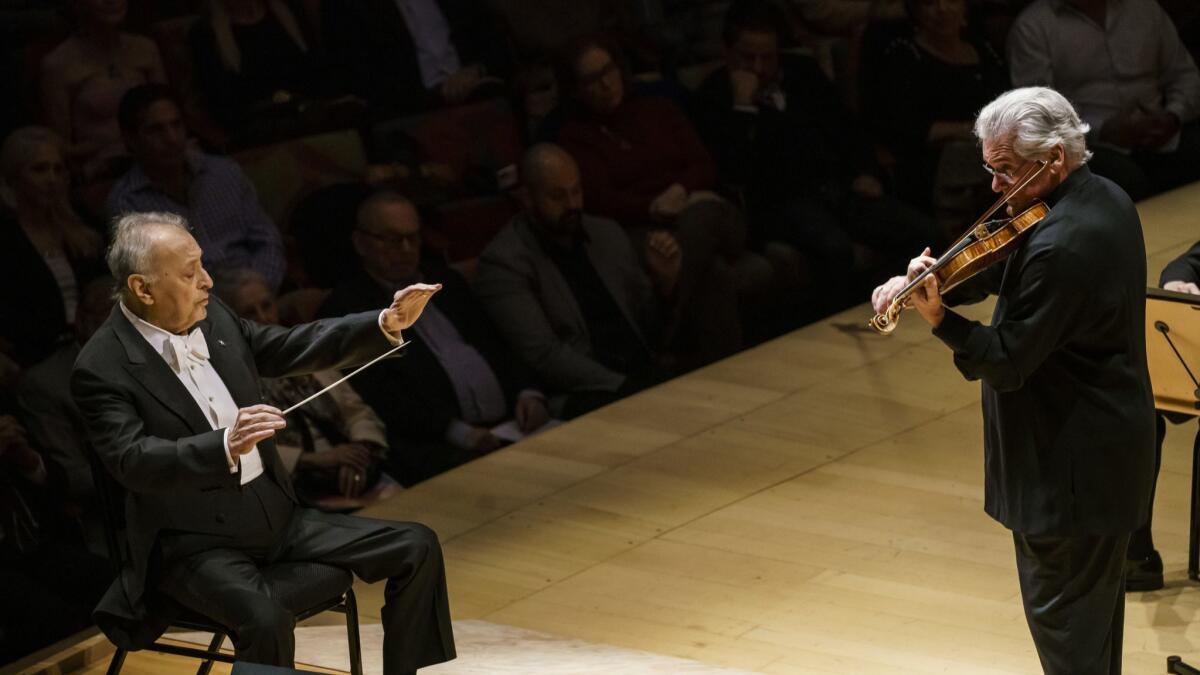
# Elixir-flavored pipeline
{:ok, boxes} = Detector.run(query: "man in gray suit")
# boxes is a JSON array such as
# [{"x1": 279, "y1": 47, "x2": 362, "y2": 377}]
[{"x1": 475, "y1": 144, "x2": 741, "y2": 418}]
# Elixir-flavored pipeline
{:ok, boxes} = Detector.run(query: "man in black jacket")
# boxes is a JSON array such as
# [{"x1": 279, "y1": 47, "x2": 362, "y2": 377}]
[
  {"x1": 319, "y1": 190, "x2": 550, "y2": 486},
  {"x1": 1126, "y1": 240, "x2": 1200, "y2": 591},
  {"x1": 71, "y1": 211, "x2": 454, "y2": 674},
  {"x1": 873, "y1": 87, "x2": 1156, "y2": 674}
]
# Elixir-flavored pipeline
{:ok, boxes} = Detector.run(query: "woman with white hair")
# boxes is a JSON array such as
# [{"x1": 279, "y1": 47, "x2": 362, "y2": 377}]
[
  {"x1": 872, "y1": 87, "x2": 1156, "y2": 675},
  {"x1": 0, "y1": 126, "x2": 105, "y2": 367}
]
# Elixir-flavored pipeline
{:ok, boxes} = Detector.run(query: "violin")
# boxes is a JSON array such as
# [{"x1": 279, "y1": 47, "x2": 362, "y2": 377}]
[{"x1": 868, "y1": 161, "x2": 1051, "y2": 335}]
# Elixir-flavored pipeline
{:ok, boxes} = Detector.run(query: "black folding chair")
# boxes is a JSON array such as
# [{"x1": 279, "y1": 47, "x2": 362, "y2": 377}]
[{"x1": 86, "y1": 450, "x2": 364, "y2": 675}]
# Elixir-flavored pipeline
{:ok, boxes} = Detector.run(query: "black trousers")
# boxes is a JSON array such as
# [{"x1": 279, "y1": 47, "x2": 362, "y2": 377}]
[
  {"x1": 1013, "y1": 532, "x2": 1129, "y2": 675},
  {"x1": 158, "y1": 476, "x2": 455, "y2": 674}
]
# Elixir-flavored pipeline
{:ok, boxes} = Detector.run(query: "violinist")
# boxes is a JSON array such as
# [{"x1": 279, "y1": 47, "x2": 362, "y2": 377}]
[{"x1": 871, "y1": 87, "x2": 1155, "y2": 675}]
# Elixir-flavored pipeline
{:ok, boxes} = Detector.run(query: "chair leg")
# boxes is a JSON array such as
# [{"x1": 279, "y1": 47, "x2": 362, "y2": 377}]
[
  {"x1": 106, "y1": 647, "x2": 128, "y2": 675},
  {"x1": 343, "y1": 589, "x2": 364, "y2": 675},
  {"x1": 195, "y1": 633, "x2": 225, "y2": 675}
]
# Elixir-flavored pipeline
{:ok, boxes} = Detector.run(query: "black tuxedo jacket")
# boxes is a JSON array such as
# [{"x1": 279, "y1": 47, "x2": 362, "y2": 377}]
[
  {"x1": 933, "y1": 166, "x2": 1156, "y2": 535},
  {"x1": 318, "y1": 266, "x2": 535, "y2": 445},
  {"x1": 71, "y1": 296, "x2": 397, "y2": 641}
]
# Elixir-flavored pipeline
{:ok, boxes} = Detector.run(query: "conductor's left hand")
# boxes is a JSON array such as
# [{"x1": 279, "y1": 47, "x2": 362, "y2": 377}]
[{"x1": 381, "y1": 283, "x2": 442, "y2": 333}]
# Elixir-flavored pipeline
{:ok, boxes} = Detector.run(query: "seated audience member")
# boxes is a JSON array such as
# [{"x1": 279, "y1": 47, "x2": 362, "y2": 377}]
[
  {"x1": 17, "y1": 276, "x2": 114, "y2": 556},
  {"x1": 107, "y1": 84, "x2": 286, "y2": 289},
  {"x1": 217, "y1": 269, "x2": 392, "y2": 507},
  {"x1": 695, "y1": 0, "x2": 944, "y2": 307},
  {"x1": 554, "y1": 35, "x2": 771, "y2": 326},
  {"x1": 70, "y1": 212, "x2": 454, "y2": 671},
  {"x1": 318, "y1": 190, "x2": 550, "y2": 486},
  {"x1": 1008, "y1": 0, "x2": 1200, "y2": 201},
  {"x1": 321, "y1": 0, "x2": 508, "y2": 114},
  {"x1": 863, "y1": 0, "x2": 1009, "y2": 215},
  {"x1": 1126, "y1": 240, "x2": 1200, "y2": 592},
  {"x1": 475, "y1": 144, "x2": 741, "y2": 418},
  {"x1": 40, "y1": 0, "x2": 167, "y2": 180},
  {"x1": 189, "y1": 0, "x2": 349, "y2": 137},
  {"x1": 0, "y1": 400, "x2": 111, "y2": 664},
  {"x1": 0, "y1": 126, "x2": 106, "y2": 368}
]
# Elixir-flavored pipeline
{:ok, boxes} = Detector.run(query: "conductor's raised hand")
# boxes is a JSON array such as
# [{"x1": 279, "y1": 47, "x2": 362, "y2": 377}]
[
  {"x1": 382, "y1": 283, "x2": 442, "y2": 333},
  {"x1": 229, "y1": 404, "x2": 286, "y2": 457}
]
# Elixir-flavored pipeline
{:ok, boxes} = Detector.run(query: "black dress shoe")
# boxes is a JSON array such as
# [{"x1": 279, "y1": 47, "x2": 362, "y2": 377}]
[{"x1": 1125, "y1": 550, "x2": 1164, "y2": 592}]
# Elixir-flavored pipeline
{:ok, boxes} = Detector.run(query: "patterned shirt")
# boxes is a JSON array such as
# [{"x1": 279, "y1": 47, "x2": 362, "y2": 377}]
[{"x1": 107, "y1": 150, "x2": 287, "y2": 288}]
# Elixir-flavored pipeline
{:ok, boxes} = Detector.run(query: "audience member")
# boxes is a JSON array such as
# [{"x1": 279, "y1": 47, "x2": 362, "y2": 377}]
[
  {"x1": 17, "y1": 275, "x2": 114, "y2": 557},
  {"x1": 39, "y1": 0, "x2": 167, "y2": 180},
  {"x1": 694, "y1": 1, "x2": 943, "y2": 306},
  {"x1": 188, "y1": 0, "x2": 350, "y2": 139},
  {"x1": 319, "y1": 190, "x2": 549, "y2": 486},
  {"x1": 0, "y1": 126, "x2": 105, "y2": 368},
  {"x1": 321, "y1": 0, "x2": 509, "y2": 114},
  {"x1": 0, "y1": 397, "x2": 111, "y2": 664},
  {"x1": 554, "y1": 35, "x2": 772, "y2": 330},
  {"x1": 106, "y1": 84, "x2": 286, "y2": 289},
  {"x1": 475, "y1": 144, "x2": 741, "y2": 418},
  {"x1": 1008, "y1": 0, "x2": 1200, "y2": 200},
  {"x1": 217, "y1": 268, "x2": 393, "y2": 507},
  {"x1": 864, "y1": 0, "x2": 1009, "y2": 218}
]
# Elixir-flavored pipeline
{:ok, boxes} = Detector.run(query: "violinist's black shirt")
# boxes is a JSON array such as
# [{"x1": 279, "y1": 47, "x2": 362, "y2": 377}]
[{"x1": 933, "y1": 165, "x2": 1156, "y2": 535}]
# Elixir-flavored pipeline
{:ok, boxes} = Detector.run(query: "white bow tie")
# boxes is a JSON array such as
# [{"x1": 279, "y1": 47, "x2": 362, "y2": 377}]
[{"x1": 165, "y1": 328, "x2": 210, "y2": 373}]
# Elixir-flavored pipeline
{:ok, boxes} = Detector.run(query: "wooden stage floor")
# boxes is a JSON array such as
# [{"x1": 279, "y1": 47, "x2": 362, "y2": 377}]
[{"x1": 62, "y1": 182, "x2": 1200, "y2": 674}]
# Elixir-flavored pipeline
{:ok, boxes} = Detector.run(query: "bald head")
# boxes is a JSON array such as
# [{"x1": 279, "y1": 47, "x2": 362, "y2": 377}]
[{"x1": 519, "y1": 144, "x2": 584, "y2": 237}]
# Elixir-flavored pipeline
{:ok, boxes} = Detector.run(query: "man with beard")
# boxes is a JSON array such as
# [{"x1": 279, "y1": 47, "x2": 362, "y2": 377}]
[
  {"x1": 871, "y1": 87, "x2": 1155, "y2": 674},
  {"x1": 475, "y1": 143, "x2": 740, "y2": 418}
]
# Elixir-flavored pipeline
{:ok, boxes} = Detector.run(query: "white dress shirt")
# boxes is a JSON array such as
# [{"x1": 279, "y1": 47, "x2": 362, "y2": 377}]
[
  {"x1": 120, "y1": 303, "x2": 264, "y2": 484},
  {"x1": 1008, "y1": 0, "x2": 1200, "y2": 153}
]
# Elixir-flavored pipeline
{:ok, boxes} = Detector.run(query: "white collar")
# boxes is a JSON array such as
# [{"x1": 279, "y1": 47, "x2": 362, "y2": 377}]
[{"x1": 119, "y1": 302, "x2": 203, "y2": 362}]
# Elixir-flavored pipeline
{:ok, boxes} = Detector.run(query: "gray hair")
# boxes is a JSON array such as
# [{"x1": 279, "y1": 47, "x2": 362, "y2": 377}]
[
  {"x1": 107, "y1": 212, "x2": 192, "y2": 294},
  {"x1": 974, "y1": 87, "x2": 1093, "y2": 167}
]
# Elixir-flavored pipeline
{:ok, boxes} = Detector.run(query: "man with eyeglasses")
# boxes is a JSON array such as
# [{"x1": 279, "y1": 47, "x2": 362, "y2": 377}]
[
  {"x1": 872, "y1": 87, "x2": 1155, "y2": 674},
  {"x1": 318, "y1": 190, "x2": 550, "y2": 486}
]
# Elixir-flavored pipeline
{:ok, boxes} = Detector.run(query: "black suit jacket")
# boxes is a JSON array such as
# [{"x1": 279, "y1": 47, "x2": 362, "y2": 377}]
[
  {"x1": 933, "y1": 166, "x2": 1156, "y2": 535},
  {"x1": 318, "y1": 266, "x2": 535, "y2": 446},
  {"x1": 1161, "y1": 240, "x2": 1200, "y2": 285},
  {"x1": 321, "y1": 0, "x2": 508, "y2": 113},
  {"x1": 71, "y1": 296, "x2": 397, "y2": 645}
]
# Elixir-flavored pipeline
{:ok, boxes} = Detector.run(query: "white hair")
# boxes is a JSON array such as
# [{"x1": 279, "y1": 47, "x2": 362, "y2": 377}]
[
  {"x1": 107, "y1": 212, "x2": 192, "y2": 295},
  {"x1": 974, "y1": 87, "x2": 1093, "y2": 167}
]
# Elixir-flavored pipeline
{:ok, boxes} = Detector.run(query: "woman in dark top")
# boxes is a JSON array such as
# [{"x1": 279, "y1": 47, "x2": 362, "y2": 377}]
[
  {"x1": 0, "y1": 127, "x2": 105, "y2": 368},
  {"x1": 189, "y1": 0, "x2": 344, "y2": 136},
  {"x1": 864, "y1": 0, "x2": 1009, "y2": 208}
]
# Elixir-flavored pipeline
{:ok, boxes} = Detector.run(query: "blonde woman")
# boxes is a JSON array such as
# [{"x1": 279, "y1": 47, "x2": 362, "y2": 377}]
[{"x1": 0, "y1": 127, "x2": 105, "y2": 367}]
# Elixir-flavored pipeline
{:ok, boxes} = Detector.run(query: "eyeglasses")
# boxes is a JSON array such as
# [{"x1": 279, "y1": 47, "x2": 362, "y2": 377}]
[
  {"x1": 356, "y1": 228, "x2": 420, "y2": 249},
  {"x1": 981, "y1": 163, "x2": 1017, "y2": 184}
]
